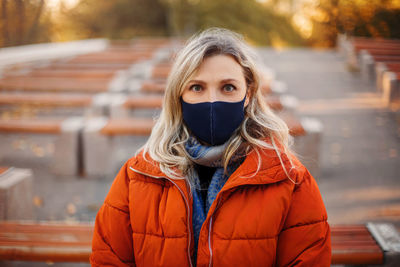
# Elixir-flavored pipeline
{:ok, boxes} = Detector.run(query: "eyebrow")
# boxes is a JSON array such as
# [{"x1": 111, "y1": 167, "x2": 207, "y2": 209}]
[{"x1": 187, "y1": 78, "x2": 240, "y2": 84}]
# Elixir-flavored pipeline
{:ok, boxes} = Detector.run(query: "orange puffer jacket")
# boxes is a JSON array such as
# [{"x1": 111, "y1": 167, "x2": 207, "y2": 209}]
[{"x1": 90, "y1": 145, "x2": 331, "y2": 267}]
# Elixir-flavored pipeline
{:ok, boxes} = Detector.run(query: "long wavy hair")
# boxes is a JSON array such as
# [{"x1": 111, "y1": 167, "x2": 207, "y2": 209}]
[{"x1": 140, "y1": 27, "x2": 297, "y2": 186}]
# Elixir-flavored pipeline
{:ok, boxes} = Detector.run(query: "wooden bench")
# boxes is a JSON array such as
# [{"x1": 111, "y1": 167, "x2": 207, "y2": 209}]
[
  {"x1": 131, "y1": 37, "x2": 171, "y2": 46},
  {"x1": 376, "y1": 62, "x2": 400, "y2": 77},
  {"x1": 0, "y1": 221, "x2": 399, "y2": 265},
  {"x1": 44, "y1": 62, "x2": 133, "y2": 71},
  {"x1": 359, "y1": 52, "x2": 400, "y2": 82},
  {"x1": 381, "y1": 71, "x2": 400, "y2": 106},
  {"x1": 82, "y1": 49, "x2": 158, "y2": 57},
  {"x1": 0, "y1": 118, "x2": 64, "y2": 134},
  {"x1": 99, "y1": 115, "x2": 303, "y2": 140},
  {"x1": 384, "y1": 63, "x2": 400, "y2": 71},
  {"x1": 331, "y1": 223, "x2": 400, "y2": 265},
  {"x1": 341, "y1": 37, "x2": 400, "y2": 103},
  {"x1": 376, "y1": 62, "x2": 400, "y2": 91},
  {"x1": 0, "y1": 67, "x2": 130, "y2": 93},
  {"x1": 353, "y1": 44, "x2": 400, "y2": 55},
  {"x1": 0, "y1": 76, "x2": 111, "y2": 93},
  {"x1": 351, "y1": 37, "x2": 400, "y2": 59},
  {"x1": 0, "y1": 117, "x2": 83, "y2": 175},
  {"x1": 82, "y1": 117, "x2": 154, "y2": 176},
  {"x1": 26, "y1": 69, "x2": 118, "y2": 79},
  {"x1": 352, "y1": 37, "x2": 400, "y2": 47},
  {"x1": 366, "y1": 55, "x2": 400, "y2": 62},
  {"x1": 100, "y1": 118, "x2": 155, "y2": 136},
  {"x1": 0, "y1": 221, "x2": 93, "y2": 262},
  {"x1": 67, "y1": 51, "x2": 154, "y2": 64},
  {"x1": 0, "y1": 167, "x2": 34, "y2": 220},
  {"x1": 48, "y1": 42, "x2": 168, "y2": 67},
  {"x1": 107, "y1": 46, "x2": 162, "y2": 53},
  {"x1": 109, "y1": 93, "x2": 296, "y2": 119},
  {"x1": 151, "y1": 62, "x2": 172, "y2": 79},
  {"x1": 123, "y1": 94, "x2": 164, "y2": 109},
  {"x1": 109, "y1": 39, "x2": 170, "y2": 51},
  {"x1": 0, "y1": 92, "x2": 93, "y2": 107},
  {"x1": 82, "y1": 113, "x2": 314, "y2": 177},
  {"x1": 0, "y1": 92, "x2": 110, "y2": 118},
  {"x1": 341, "y1": 36, "x2": 400, "y2": 70},
  {"x1": 141, "y1": 80, "x2": 167, "y2": 94},
  {"x1": 362, "y1": 49, "x2": 400, "y2": 57}
]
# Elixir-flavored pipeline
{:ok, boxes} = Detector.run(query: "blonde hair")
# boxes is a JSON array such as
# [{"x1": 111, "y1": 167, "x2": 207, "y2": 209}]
[{"x1": 141, "y1": 27, "x2": 298, "y2": 186}]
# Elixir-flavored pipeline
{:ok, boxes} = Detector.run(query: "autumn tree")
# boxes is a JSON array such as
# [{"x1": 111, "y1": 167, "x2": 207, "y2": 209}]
[{"x1": 0, "y1": 0, "x2": 51, "y2": 47}]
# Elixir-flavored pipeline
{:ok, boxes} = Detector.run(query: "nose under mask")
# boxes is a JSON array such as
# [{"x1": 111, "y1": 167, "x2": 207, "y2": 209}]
[{"x1": 181, "y1": 95, "x2": 246, "y2": 146}]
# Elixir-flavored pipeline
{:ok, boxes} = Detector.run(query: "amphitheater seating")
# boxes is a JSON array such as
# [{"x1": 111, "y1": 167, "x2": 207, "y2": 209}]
[
  {"x1": 108, "y1": 93, "x2": 297, "y2": 118},
  {"x1": 339, "y1": 35, "x2": 400, "y2": 106},
  {"x1": 27, "y1": 69, "x2": 118, "y2": 79},
  {"x1": 0, "y1": 76, "x2": 111, "y2": 93},
  {"x1": 0, "y1": 117, "x2": 83, "y2": 175},
  {"x1": 1, "y1": 221, "x2": 399, "y2": 265},
  {"x1": 0, "y1": 92, "x2": 109, "y2": 118},
  {"x1": 0, "y1": 37, "x2": 321, "y2": 179},
  {"x1": 0, "y1": 221, "x2": 93, "y2": 262},
  {"x1": 81, "y1": 113, "x2": 317, "y2": 177},
  {"x1": 0, "y1": 167, "x2": 34, "y2": 220}
]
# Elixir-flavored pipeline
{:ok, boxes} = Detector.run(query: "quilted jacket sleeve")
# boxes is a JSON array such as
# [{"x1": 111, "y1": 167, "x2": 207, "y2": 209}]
[
  {"x1": 90, "y1": 160, "x2": 135, "y2": 266},
  {"x1": 276, "y1": 167, "x2": 331, "y2": 267}
]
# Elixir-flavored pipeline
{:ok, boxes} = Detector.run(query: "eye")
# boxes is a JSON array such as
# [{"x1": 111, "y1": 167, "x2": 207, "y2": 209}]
[
  {"x1": 189, "y1": 84, "x2": 202, "y2": 92},
  {"x1": 223, "y1": 84, "x2": 236, "y2": 92}
]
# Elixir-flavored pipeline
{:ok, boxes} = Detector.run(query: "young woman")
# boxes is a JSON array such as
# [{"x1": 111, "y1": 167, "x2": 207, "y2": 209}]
[{"x1": 90, "y1": 28, "x2": 331, "y2": 267}]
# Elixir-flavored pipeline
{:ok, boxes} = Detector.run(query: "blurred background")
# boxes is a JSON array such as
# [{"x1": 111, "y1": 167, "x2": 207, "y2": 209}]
[
  {"x1": 0, "y1": 0, "x2": 400, "y2": 266},
  {"x1": 1, "y1": 0, "x2": 400, "y2": 48}
]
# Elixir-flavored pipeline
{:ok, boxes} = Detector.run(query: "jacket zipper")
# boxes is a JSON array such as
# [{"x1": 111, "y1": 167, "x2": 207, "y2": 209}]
[
  {"x1": 208, "y1": 217, "x2": 213, "y2": 267},
  {"x1": 130, "y1": 167, "x2": 284, "y2": 267},
  {"x1": 208, "y1": 195, "x2": 222, "y2": 267},
  {"x1": 129, "y1": 167, "x2": 193, "y2": 267}
]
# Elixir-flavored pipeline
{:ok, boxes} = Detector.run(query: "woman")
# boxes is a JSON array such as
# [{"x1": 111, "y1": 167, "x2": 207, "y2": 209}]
[{"x1": 90, "y1": 28, "x2": 331, "y2": 267}]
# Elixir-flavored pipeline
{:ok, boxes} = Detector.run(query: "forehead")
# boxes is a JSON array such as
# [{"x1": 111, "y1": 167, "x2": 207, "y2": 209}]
[{"x1": 191, "y1": 54, "x2": 246, "y2": 81}]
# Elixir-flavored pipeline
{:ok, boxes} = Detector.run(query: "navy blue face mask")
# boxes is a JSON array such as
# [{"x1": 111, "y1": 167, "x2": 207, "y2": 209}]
[{"x1": 181, "y1": 95, "x2": 246, "y2": 146}]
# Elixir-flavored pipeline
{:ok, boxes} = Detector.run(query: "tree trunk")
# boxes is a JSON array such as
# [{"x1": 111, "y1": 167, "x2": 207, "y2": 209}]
[
  {"x1": 1, "y1": 0, "x2": 9, "y2": 47},
  {"x1": 26, "y1": 0, "x2": 45, "y2": 43},
  {"x1": 15, "y1": 0, "x2": 25, "y2": 45}
]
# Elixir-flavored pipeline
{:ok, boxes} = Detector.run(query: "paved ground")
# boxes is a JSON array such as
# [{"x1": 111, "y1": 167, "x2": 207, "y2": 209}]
[
  {"x1": 3, "y1": 47, "x2": 400, "y2": 266},
  {"x1": 258, "y1": 47, "x2": 400, "y2": 230}
]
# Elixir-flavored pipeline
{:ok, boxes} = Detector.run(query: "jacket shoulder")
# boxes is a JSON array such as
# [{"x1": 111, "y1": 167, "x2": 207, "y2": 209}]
[
  {"x1": 257, "y1": 143, "x2": 309, "y2": 185},
  {"x1": 104, "y1": 150, "x2": 168, "y2": 214},
  {"x1": 103, "y1": 159, "x2": 133, "y2": 213},
  {"x1": 283, "y1": 156, "x2": 328, "y2": 229},
  {"x1": 256, "y1": 141, "x2": 327, "y2": 225},
  {"x1": 276, "y1": 156, "x2": 331, "y2": 266},
  {"x1": 123, "y1": 150, "x2": 171, "y2": 188}
]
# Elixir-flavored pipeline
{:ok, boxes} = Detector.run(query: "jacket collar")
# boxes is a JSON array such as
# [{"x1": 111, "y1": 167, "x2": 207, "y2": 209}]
[
  {"x1": 128, "y1": 151, "x2": 192, "y2": 202},
  {"x1": 129, "y1": 138, "x2": 295, "y2": 190},
  {"x1": 221, "y1": 146, "x2": 294, "y2": 190}
]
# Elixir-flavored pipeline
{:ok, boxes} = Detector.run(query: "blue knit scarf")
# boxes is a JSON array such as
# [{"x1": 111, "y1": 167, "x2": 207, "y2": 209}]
[{"x1": 184, "y1": 136, "x2": 246, "y2": 264}]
